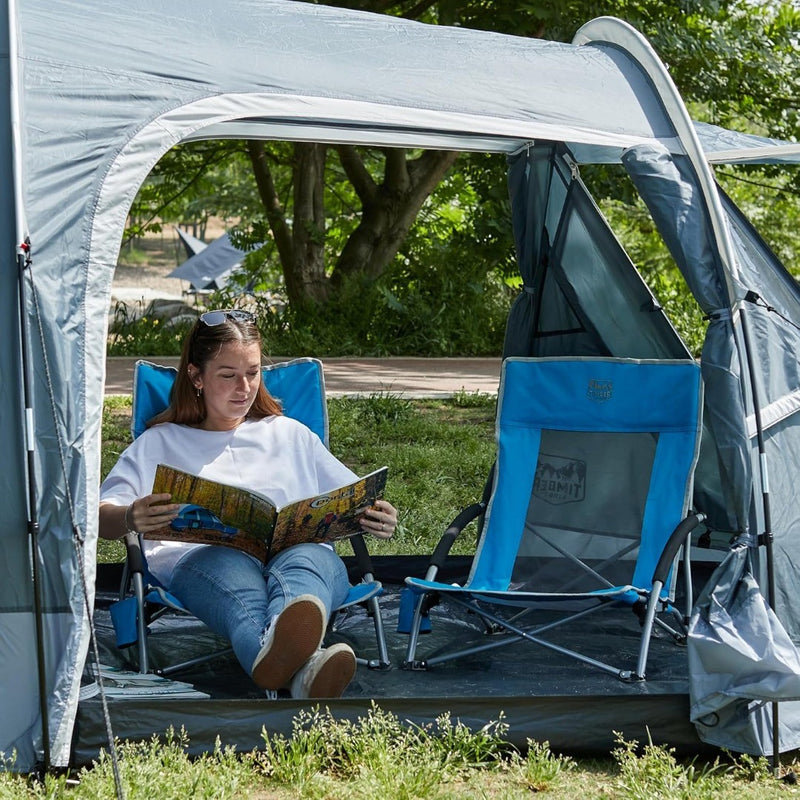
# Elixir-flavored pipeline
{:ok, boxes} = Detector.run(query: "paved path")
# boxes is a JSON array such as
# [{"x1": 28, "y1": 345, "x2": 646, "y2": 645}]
[{"x1": 106, "y1": 356, "x2": 501, "y2": 398}]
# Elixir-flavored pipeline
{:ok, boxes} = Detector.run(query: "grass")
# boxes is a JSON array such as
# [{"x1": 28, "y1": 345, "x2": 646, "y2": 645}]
[
  {"x1": 48, "y1": 393, "x2": 799, "y2": 798},
  {"x1": 2, "y1": 708, "x2": 797, "y2": 799}
]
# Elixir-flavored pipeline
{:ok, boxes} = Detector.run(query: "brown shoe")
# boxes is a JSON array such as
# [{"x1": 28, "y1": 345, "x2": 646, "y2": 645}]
[
  {"x1": 289, "y1": 643, "x2": 356, "y2": 699},
  {"x1": 251, "y1": 595, "x2": 325, "y2": 690}
]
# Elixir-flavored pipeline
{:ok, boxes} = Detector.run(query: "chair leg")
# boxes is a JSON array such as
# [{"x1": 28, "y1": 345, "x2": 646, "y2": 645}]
[
  {"x1": 362, "y1": 595, "x2": 391, "y2": 670},
  {"x1": 632, "y1": 579, "x2": 665, "y2": 681},
  {"x1": 156, "y1": 647, "x2": 235, "y2": 677},
  {"x1": 370, "y1": 595, "x2": 391, "y2": 669},
  {"x1": 129, "y1": 572, "x2": 150, "y2": 674},
  {"x1": 402, "y1": 591, "x2": 430, "y2": 669}
]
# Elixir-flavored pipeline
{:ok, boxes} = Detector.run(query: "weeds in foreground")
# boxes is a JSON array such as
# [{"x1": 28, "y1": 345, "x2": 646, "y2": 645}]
[
  {"x1": 1, "y1": 711, "x2": 796, "y2": 799},
  {"x1": 612, "y1": 732, "x2": 729, "y2": 799},
  {"x1": 0, "y1": 729, "x2": 252, "y2": 800},
  {"x1": 252, "y1": 705, "x2": 514, "y2": 798},
  {"x1": 522, "y1": 739, "x2": 576, "y2": 791}
]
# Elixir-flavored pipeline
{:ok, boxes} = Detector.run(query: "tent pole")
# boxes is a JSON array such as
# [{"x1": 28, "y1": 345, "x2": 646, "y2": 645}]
[
  {"x1": 16, "y1": 240, "x2": 50, "y2": 770},
  {"x1": 739, "y1": 307, "x2": 780, "y2": 777},
  {"x1": 7, "y1": 0, "x2": 50, "y2": 768}
]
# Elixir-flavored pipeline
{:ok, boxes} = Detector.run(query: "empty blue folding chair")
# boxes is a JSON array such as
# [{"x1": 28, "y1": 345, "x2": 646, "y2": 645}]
[
  {"x1": 112, "y1": 357, "x2": 390, "y2": 677},
  {"x1": 403, "y1": 356, "x2": 704, "y2": 681}
]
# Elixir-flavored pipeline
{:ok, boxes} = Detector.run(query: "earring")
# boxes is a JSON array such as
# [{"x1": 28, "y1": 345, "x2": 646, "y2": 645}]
[{"x1": 196, "y1": 387, "x2": 202, "y2": 398}]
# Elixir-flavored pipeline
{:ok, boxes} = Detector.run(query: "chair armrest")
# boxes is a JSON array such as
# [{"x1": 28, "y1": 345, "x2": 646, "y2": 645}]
[
  {"x1": 123, "y1": 532, "x2": 146, "y2": 576},
  {"x1": 651, "y1": 512, "x2": 707, "y2": 587},
  {"x1": 429, "y1": 502, "x2": 486, "y2": 572},
  {"x1": 349, "y1": 533, "x2": 376, "y2": 579}
]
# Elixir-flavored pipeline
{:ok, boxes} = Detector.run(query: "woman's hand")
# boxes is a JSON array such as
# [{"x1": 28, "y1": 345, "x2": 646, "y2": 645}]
[
  {"x1": 126, "y1": 493, "x2": 181, "y2": 535},
  {"x1": 359, "y1": 499, "x2": 398, "y2": 539}
]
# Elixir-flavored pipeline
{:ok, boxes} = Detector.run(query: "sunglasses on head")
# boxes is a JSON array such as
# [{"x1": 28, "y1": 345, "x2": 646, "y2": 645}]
[{"x1": 199, "y1": 309, "x2": 256, "y2": 326}]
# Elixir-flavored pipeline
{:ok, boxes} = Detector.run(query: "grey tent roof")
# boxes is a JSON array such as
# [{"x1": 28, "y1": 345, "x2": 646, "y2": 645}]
[
  {"x1": 1, "y1": 0, "x2": 799, "y2": 773},
  {"x1": 175, "y1": 227, "x2": 208, "y2": 259},
  {"x1": 168, "y1": 232, "x2": 245, "y2": 290}
]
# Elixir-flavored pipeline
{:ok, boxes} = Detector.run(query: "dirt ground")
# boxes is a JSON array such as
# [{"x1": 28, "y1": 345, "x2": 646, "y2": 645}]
[{"x1": 112, "y1": 220, "x2": 228, "y2": 304}]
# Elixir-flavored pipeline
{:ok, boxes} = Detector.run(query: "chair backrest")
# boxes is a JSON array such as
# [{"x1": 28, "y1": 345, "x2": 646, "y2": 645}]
[
  {"x1": 469, "y1": 357, "x2": 702, "y2": 595},
  {"x1": 131, "y1": 357, "x2": 329, "y2": 446}
]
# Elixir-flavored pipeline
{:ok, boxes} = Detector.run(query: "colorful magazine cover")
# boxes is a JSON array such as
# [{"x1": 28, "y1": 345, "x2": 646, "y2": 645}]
[{"x1": 146, "y1": 464, "x2": 388, "y2": 562}]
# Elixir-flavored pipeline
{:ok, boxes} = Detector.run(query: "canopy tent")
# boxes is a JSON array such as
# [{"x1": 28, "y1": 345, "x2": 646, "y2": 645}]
[
  {"x1": 1, "y1": 0, "x2": 800, "y2": 773},
  {"x1": 175, "y1": 227, "x2": 207, "y2": 260},
  {"x1": 167, "y1": 232, "x2": 246, "y2": 291}
]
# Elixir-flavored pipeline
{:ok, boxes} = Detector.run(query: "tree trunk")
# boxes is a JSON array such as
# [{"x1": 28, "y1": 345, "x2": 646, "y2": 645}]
[
  {"x1": 291, "y1": 143, "x2": 329, "y2": 307},
  {"x1": 248, "y1": 140, "x2": 329, "y2": 309},
  {"x1": 333, "y1": 147, "x2": 458, "y2": 285},
  {"x1": 250, "y1": 140, "x2": 457, "y2": 309}
]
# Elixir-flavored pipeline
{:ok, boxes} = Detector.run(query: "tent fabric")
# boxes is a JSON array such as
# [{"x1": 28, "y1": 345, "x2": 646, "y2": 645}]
[
  {"x1": 1, "y1": 0, "x2": 800, "y2": 771},
  {"x1": 689, "y1": 541, "x2": 800, "y2": 752},
  {"x1": 621, "y1": 144, "x2": 752, "y2": 537},
  {"x1": 175, "y1": 227, "x2": 207, "y2": 259},
  {"x1": 503, "y1": 144, "x2": 691, "y2": 361},
  {"x1": 167, "y1": 232, "x2": 246, "y2": 290}
]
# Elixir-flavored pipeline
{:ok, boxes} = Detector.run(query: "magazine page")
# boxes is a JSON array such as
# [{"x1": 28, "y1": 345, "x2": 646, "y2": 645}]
[
  {"x1": 146, "y1": 464, "x2": 278, "y2": 562},
  {"x1": 146, "y1": 464, "x2": 389, "y2": 562},
  {"x1": 269, "y1": 466, "x2": 388, "y2": 554}
]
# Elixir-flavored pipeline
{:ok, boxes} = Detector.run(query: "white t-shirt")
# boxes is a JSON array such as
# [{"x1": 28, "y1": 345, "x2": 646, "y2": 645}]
[{"x1": 100, "y1": 415, "x2": 357, "y2": 585}]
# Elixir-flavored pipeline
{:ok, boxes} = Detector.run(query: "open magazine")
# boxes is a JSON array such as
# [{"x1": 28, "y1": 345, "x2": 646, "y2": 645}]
[{"x1": 146, "y1": 464, "x2": 388, "y2": 563}]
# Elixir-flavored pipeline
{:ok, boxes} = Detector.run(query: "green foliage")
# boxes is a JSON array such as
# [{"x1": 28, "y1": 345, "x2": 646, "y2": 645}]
[
  {"x1": 77, "y1": 730, "x2": 250, "y2": 800},
  {"x1": 224, "y1": 265, "x2": 512, "y2": 358},
  {"x1": 252, "y1": 704, "x2": 512, "y2": 798},
  {"x1": 597, "y1": 193, "x2": 708, "y2": 357},
  {"x1": 612, "y1": 732, "x2": 728, "y2": 800},
  {"x1": 5, "y1": 725, "x2": 796, "y2": 799},
  {"x1": 106, "y1": 303, "x2": 193, "y2": 357},
  {"x1": 125, "y1": 141, "x2": 253, "y2": 243},
  {"x1": 325, "y1": 394, "x2": 496, "y2": 556},
  {"x1": 717, "y1": 166, "x2": 800, "y2": 275},
  {"x1": 450, "y1": 389, "x2": 497, "y2": 408},
  {"x1": 0, "y1": 729, "x2": 252, "y2": 800},
  {"x1": 520, "y1": 739, "x2": 576, "y2": 792},
  {"x1": 99, "y1": 396, "x2": 133, "y2": 563}
]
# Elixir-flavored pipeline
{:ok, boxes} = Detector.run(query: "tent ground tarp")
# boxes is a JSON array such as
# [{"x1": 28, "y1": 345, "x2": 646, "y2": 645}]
[{"x1": 72, "y1": 556, "x2": 720, "y2": 763}]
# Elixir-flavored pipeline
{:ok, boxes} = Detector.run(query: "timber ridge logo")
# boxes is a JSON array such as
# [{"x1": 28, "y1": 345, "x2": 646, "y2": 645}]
[
  {"x1": 533, "y1": 453, "x2": 586, "y2": 505},
  {"x1": 587, "y1": 377, "x2": 613, "y2": 402}
]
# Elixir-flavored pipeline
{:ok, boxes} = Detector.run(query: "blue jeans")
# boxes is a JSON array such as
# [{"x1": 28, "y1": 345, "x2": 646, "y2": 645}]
[{"x1": 168, "y1": 543, "x2": 350, "y2": 674}]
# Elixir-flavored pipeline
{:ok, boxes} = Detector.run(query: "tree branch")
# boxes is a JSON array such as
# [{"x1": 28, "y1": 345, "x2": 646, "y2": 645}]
[
  {"x1": 399, "y1": 0, "x2": 437, "y2": 20},
  {"x1": 247, "y1": 140, "x2": 293, "y2": 268},
  {"x1": 336, "y1": 145, "x2": 377, "y2": 202},
  {"x1": 407, "y1": 148, "x2": 459, "y2": 198},
  {"x1": 383, "y1": 148, "x2": 410, "y2": 191},
  {"x1": 123, "y1": 146, "x2": 239, "y2": 245}
]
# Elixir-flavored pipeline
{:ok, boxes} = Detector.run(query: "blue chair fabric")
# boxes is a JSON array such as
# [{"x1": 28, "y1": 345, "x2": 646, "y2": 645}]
[
  {"x1": 403, "y1": 356, "x2": 704, "y2": 681},
  {"x1": 113, "y1": 357, "x2": 389, "y2": 676}
]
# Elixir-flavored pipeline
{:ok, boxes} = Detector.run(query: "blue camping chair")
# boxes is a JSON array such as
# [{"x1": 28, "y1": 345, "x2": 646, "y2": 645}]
[
  {"x1": 402, "y1": 357, "x2": 705, "y2": 681},
  {"x1": 112, "y1": 357, "x2": 390, "y2": 678}
]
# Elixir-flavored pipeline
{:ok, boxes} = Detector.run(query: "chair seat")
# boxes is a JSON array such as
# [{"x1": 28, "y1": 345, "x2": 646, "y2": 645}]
[
  {"x1": 405, "y1": 576, "x2": 641, "y2": 605},
  {"x1": 112, "y1": 579, "x2": 384, "y2": 641},
  {"x1": 339, "y1": 581, "x2": 383, "y2": 609}
]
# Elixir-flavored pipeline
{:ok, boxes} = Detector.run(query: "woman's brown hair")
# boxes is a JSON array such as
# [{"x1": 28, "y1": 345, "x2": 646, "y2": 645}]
[{"x1": 147, "y1": 313, "x2": 282, "y2": 427}]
